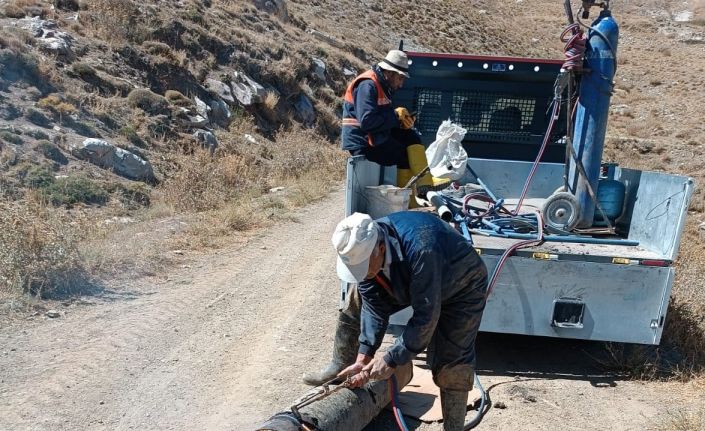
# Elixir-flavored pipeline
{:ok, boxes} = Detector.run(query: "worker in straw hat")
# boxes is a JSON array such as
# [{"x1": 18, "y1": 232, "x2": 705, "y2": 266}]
[
  {"x1": 339, "y1": 50, "x2": 446, "y2": 198},
  {"x1": 305, "y1": 211, "x2": 488, "y2": 431}
]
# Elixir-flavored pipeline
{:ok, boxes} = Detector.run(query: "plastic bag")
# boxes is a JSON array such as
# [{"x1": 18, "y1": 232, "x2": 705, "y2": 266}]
[{"x1": 425, "y1": 120, "x2": 468, "y2": 180}]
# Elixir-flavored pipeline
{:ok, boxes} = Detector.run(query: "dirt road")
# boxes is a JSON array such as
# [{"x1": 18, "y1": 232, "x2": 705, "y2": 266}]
[{"x1": 1, "y1": 189, "x2": 702, "y2": 430}]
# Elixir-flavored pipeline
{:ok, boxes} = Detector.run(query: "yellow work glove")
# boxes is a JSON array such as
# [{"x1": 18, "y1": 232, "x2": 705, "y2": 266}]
[{"x1": 395, "y1": 107, "x2": 415, "y2": 130}]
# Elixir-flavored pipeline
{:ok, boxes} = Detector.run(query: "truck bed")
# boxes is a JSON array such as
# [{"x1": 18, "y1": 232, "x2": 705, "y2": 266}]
[
  {"x1": 472, "y1": 197, "x2": 664, "y2": 261},
  {"x1": 472, "y1": 235, "x2": 663, "y2": 261}
]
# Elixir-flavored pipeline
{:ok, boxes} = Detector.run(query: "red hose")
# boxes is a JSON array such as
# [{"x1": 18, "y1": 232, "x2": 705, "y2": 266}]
[
  {"x1": 485, "y1": 211, "x2": 545, "y2": 298},
  {"x1": 561, "y1": 22, "x2": 586, "y2": 72},
  {"x1": 512, "y1": 102, "x2": 560, "y2": 215}
]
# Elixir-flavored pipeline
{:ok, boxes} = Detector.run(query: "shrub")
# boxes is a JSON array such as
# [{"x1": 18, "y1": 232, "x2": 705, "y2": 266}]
[
  {"x1": 0, "y1": 29, "x2": 32, "y2": 51},
  {"x1": 37, "y1": 94, "x2": 78, "y2": 116},
  {"x1": 81, "y1": 0, "x2": 143, "y2": 42},
  {"x1": 127, "y1": 88, "x2": 169, "y2": 115},
  {"x1": 164, "y1": 89, "x2": 193, "y2": 107},
  {"x1": 25, "y1": 108, "x2": 52, "y2": 128},
  {"x1": 65, "y1": 118, "x2": 99, "y2": 137},
  {"x1": 2, "y1": 1, "x2": 49, "y2": 19},
  {"x1": 42, "y1": 175, "x2": 109, "y2": 206},
  {"x1": 55, "y1": 0, "x2": 80, "y2": 12},
  {"x1": 71, "y1": 62, "x2": 97, "y2": 77},
  {"x1": 36, "y1": 140, "x2": 68, "y2": 164},
  {"x1": 22, "y1": 164, "x2": 55, "y2": 189},
  {"x1": 24, "y1": 128, "x2": 50, "y2": 140},
  {"x1": 0, "y1": 200, "x2": 84, "y2": 297},
  {"x1": 142, "y1": 41, "x2": 174, "y2": 58},
  {"x1": 161, "y1": 150, "x2": 254, "y2": 212},
  {"x1": 0, "y1": 131, "x2": 23, "y2": 145},
  {"x1": 112, "y1": 182, "x2": 151, "y2": 209},
  {"x1": 119, "y1": 125, "x2": 146, "y2": 147},
  {"x1": 0, "y1": 48, "x2": 47, "y2": 91}
]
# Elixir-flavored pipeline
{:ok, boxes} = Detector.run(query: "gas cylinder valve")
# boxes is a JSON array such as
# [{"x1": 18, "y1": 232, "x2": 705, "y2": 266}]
[{"x1": 581, "y1": 1, "x2": 610, "y2": 19}]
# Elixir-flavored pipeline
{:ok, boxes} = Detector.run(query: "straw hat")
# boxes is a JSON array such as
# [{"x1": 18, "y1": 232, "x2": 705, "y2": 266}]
[{"x1": 378, "y1": 50, "x2": 410, "y2": 78}]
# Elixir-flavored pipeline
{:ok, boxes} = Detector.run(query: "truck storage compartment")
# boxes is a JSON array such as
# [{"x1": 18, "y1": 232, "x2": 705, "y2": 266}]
[{"x1": 479, "y1": 257, "x2": 673, "y2": 345}]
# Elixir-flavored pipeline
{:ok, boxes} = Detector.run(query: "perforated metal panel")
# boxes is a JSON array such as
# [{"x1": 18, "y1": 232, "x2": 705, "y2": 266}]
[
  {"x1": 413, "y1": 89, "x2": 443, "y2": 136},
  {"x1": 394, "y1": 53, "x2": 569, "y2": 161},
  {"x1": 451, "y1": 91, "x2": 538, "y2": 134}
]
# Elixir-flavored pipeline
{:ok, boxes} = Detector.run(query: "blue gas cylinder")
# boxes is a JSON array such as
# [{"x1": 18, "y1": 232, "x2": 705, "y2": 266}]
[
  {"x1": 567, "y1": 9, "x2": 620, "y2": 228},
  {"x1": 593, "y1": 179, "x2": 625, "y2": 223}
]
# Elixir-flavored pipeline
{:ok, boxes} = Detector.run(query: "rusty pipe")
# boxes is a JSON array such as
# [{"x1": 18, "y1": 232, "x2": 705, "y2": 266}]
[{"x1": 255, "y1": 362, "x2": 413, "y2": 431}]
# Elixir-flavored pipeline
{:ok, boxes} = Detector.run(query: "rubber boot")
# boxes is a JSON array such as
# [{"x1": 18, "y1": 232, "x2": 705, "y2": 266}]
[
  {"x1": 302, "y1": 314, "x2": 360, "y2": 385},
  {"x1": 440, "y1": 389, "x2": 469, "y2": 431},
  {"x1": 396, "y1": 167, "x2": 413, "y2": 189},
  {"x1": 407, "y1": 144, "x2": 450, "y2": 199},
  {"x1": 396, "y1": 168, "x2": 419, "y2": 209},
  {"x1": 406, "y1": 144, "x2": 435, "y2": 190}
]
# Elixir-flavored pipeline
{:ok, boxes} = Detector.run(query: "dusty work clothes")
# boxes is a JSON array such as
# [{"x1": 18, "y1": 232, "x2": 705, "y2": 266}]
[
  {"x1": 341, "y1": 66, "x2": 419, "y2": 168},
  {"x1": 357, "y1": 211, "x2": 488, "y2": 390}
]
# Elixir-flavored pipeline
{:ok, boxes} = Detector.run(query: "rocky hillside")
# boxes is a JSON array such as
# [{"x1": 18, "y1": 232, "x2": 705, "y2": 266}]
[{"x1": 0, "y1": 0, "x2": 369, "y2": 203}]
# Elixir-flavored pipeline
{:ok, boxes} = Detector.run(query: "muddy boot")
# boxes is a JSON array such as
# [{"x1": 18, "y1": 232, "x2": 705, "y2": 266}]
[
  {"x1": 302, "y1": 314, "x2": 360, "y2": 386},
  {"x1": 440, "y1": 389, "x2": 469, "y2": 431}
]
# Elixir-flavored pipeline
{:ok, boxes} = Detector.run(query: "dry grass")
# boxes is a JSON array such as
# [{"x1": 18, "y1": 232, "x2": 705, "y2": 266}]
[
  {"x1": 0, "y1": 199, "x2": 86, "y2": 298},
  {"x1": 37, "y1": 94, "x2": 78, "y2": 117},
  {"x1": 157, "y1": 125, "x2": 344, "y2": 247},
  {"x1": 161, "y1": 150, "x2": 257, "y2": 212},
  {"x1": 161, "y1": 125, "x2": 344, "y2": 213},
  {"x1": 655, "y1": 409, "x2": 705, "y2": 431},
  {"x1": 80, "y1": 0, "x2": 150, "y2": 43},
  {"x1": 1, "y1": 0, "x2": 50, "y2": 19}
]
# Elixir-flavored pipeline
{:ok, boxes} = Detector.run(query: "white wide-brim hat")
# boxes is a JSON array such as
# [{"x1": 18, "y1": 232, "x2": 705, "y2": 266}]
[
  {"x1": 332, "y1": 212, "x2": 379, "y2": 283},
  {"x1": 378, "y1": 50, "x2": 410, "y2": 78}
]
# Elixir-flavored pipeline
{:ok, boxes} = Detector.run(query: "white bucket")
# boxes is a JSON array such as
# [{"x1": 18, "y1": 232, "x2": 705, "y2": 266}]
[{"x1": 364, "y1": 185, "x2": 411, "y2": 219}]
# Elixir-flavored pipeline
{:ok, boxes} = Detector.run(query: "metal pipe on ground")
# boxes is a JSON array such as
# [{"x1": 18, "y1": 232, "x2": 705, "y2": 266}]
[{"x1": 255, "y1": 362, "x2": 413, "y2": 431}]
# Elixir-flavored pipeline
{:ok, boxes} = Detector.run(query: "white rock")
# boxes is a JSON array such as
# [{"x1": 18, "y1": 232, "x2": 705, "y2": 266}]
[
  {"x1": 46, "y1": 310, "x2": 60, "y2": 318},
  {"x1": 194, "y1": 96, "x2": 211, "y2": 119},
  {"x1": 104, "y1": 216, "x2": 135, "y2": 225},
  {"x1": 244, "y1": 134, "x2": 257, "y2": 144},
  {"x1": 176, "y1": 107, "x2": 208, "y2": 128},
  {"x1": 208, "y1": 98, "x2": 232, "y2": 128},
  {"x1": 205, "y1": 79, "x2": 235, "y2": 106},
  {"x1": 19, "y1": 17, "x2": 73, "y2": 58},
  {"x1": 307, "y1": 29, "x2": 343, "y2": 48},
  {"x1": 71, "y1": 139, "x2": 155, "y2": 182},
  {"x1": 193, "y1": 129, "x2": 218, "y2": 152},
  {"x1": 673, "y1": 10, "x2": 693, "y2": 22},
  {"x1": 230, "y1": 72, "x2": 266, "y2": 106},
  {"x1": 311, "y1": 57, "x2": 326, "y2": 81}
]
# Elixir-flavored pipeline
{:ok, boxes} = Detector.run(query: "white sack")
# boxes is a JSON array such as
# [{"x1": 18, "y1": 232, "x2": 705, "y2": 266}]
[{"x1": 425, "y1": 120, "x2": 468, "y2": 180}]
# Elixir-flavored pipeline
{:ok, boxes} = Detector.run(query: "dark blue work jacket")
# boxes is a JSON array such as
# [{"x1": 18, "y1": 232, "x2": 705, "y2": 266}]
[
  {"x1": 341, "y1": 66, "x2": 400, "y2": 152},
  {"x1": 357, "y1": 211, "x2": 488, "y2": 367}
]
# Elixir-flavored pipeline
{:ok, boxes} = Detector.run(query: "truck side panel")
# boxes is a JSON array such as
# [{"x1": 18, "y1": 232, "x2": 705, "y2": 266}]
[
  {"x1": 479, "y1": 257, "x2": 673, "y2": 344},
  {"x1": 618, "y1": 168, "x2": 695, "y2": 260}
]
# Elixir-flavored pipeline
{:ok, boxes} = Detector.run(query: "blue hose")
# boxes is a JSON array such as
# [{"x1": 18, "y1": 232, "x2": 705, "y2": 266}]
[
  {"x1": 389, "y1": 375, "x2": 411, "y2": 431},
  {"x1": 464, "y1": 373, "x2": 487, "y2": 429}
]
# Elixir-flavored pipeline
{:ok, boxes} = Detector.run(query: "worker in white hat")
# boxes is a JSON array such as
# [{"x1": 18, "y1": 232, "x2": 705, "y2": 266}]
[
  {"x1": 305, "y1": 211, "x2": 488, "y2": 431},
  {"x1": 340, "y1": 50, "x2": 448, "y2": 203}
]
